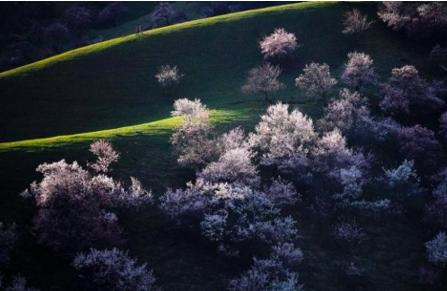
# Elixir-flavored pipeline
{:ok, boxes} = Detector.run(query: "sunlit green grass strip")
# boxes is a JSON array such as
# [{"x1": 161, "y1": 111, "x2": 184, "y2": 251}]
[
  {"x1": 0, "y1": 110, "x2": 245, "y2": 152},
  {"x1": 0, "y1": 1, "x2": 336, "y2": 78}
]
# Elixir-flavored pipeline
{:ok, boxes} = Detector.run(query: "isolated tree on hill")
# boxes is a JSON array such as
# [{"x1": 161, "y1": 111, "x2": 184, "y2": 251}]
[
  {"x1": 242, "y1": 64, "x2": 285, "y2": 103},
  {"x1": 73, "y1": 248, "x2": 156, "y2": 291},
  {"x1": 170, "y1": 98, "x2": 217, "y2": 166},
  {"x1": 342, "y1": 9, "x2": 373, "y2": 34},
  {"x1": 380, "y1": 65, "x2": 445, "y2": 116},
  {"x1": 341, "y1": 52, "x2": 377, "y2": 90},
  {"x1": 295, "y1": 62, "x2": 337, "y2": 99},
  {"x1": 259, "y1": 28, "x2": 298, "y2": 60},
  {"x1": 155, "y1": 65, "x2": 184, "y2": 87}
]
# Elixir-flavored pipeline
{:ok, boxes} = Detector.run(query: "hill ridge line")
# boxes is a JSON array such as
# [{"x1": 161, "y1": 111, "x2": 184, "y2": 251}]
[
  {"x1": 0, "y1": 109, "x2": 245, "y2": 151},
  {"x1": 0, "y1": 1, "x2": 336, "y2": 78}
]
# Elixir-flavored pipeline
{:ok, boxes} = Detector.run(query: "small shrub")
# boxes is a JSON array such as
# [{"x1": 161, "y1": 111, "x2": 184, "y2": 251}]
[{"x1": 155, "y1": 65, "x2": 184, "y2": 87}]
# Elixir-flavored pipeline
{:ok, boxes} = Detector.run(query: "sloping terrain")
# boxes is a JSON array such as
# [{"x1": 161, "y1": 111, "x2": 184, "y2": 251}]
[
  {"x1": 0, "y1": 2, "x2": 436, "y2": 290},
  {"x1": 0, "y1": 1, "x2": 426, "y2": 145}
]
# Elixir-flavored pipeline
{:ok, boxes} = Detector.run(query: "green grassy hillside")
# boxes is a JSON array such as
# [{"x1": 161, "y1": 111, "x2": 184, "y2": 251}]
[
  {"x1": 0, "y1": 1, "x2": 427, "y2": 145},
  {"x1": 0, "y1": 2, "x2": 435, "y2": 290}
]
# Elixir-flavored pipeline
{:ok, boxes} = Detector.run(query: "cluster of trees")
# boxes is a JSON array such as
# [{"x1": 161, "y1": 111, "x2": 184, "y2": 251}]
[
  {"x1": 0, "y1": 2, "x2": 130, "y2": 70},
  {"x1": 2, "y1": 3, "x2": 447, "y2": 290},
  {"x1": 377, "y1": 2, "x2": 447, "y2": 37},
  {"x1": 1, "y1": 141, "x2": 155, "y2": 290},
  {"x1": 164, "y1": 7, "x2": 447, "y2": 285}
]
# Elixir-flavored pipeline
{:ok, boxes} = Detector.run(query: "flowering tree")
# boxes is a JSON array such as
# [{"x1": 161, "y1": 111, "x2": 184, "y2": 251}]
[
  {"x1": 228, "y1": 243, "x2": 304, "y2": 291},
  {"x1": 22, "y1": 142, "x2": 152, "y2": 255},
  {"x1": 265, "y1": 178, "x2": 300, "y2": 207},
  {"x1": 397, "y1": 125, "x2": 445, "y2": 175},
  {"x1": 312, "y1": 129, "x2": 370, "y2": 201},
  {"x1": 318, "y1": 89, "x2": 400, "y2": 145},
  {"x1": 341, "y1": 52, "x2": 377, "y2": 90},
  {"x1": 155, "y1": 65, "x2": 184, "y2": 87},
  {"x1": 378, "y1": 2, "x2": 447, "y2": 36},
  {"x1": 170, "y1": 98, "x2": 218, "y2": 167},
  {"x1": 73, "y1": 248, "x2": 156, "y2": 291},
  {"x1": 241, "y1": 64, "x2": 285, "y2": 103},
  {"x1": 248, "y1": 102, "x2": 316, "y2": 168},
  {"x1": 342, "y1": 9, "x2": 373, "y2": 34},
  {"x1": 425, "y1": 232, "x2": 447, "y2": 266},
  {"x1": 318, "y1": 89, "x2": 370, "y2": 135},
  {"x1": 380, "y1": 65, "x2": 445, "y2": 116},
  {"x1": 198, "y1": 147, "x2": 260, "y2": 187},
  {"x1": 295, "y1": 62, "x2": 337, "y2": 98},
  {"x1": 383, "y1": 160, "x2": 419, "y2": 188},
  {"x1": 88, "y1": 140, "x2": 120, "y2": 173},
  {"x1": 161, "y1": 181, "x2": 298, "y2": 250},
  {"x1": 0, "y1": 222, "x2": 17, "y2": 265},
  {"x1": 381, "y1": 159, "x2": 424, "y2": 205},
  {"x1": 171, "y1": 98, "x2": 209, "y2": 120},
  {"x1": 259, "y1": 28, "x2": 298, "y2": 60}
]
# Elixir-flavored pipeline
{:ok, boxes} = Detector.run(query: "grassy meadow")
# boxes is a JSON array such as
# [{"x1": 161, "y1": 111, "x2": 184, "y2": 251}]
[{"x1": 0, "y1": 2, "x2": 441, "y2": 290}]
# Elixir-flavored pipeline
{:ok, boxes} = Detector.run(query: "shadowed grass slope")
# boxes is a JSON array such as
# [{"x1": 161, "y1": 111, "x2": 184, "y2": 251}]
[
  {"x1": 0, "y1": 2, "x2": 435, "y2": 290},
  {"x1": 0, "y1": 1, "x2": 425, "y2": 144}
]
